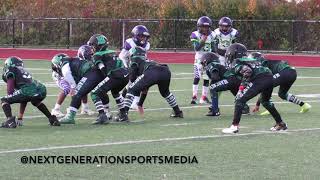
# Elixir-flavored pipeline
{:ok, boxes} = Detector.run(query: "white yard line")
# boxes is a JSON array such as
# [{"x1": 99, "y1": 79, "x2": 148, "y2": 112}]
[
  {"x1": 160, "y1": 123, "x2": 200, "y2": 127},
  {"x1": 0, "y1": 127, "x2": 319, "y2": 155}
]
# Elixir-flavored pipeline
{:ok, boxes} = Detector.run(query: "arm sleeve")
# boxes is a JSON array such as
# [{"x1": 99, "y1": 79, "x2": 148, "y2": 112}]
[
  {"x1": 137, "y1": 89, "x2": 148, "y2": 106},
  {"x1": 232, "y1": 31, "x2": 240, "y2": 43},
  {"x1": 119, "y1": 49, "x2": 130, "y2": 68},
  {"x1": 256, "y1": 95, "x2": 261, "y2": 106},
  {"x1": 190, "y1": 32, "x2": 205, "y2": 51},
  {"x1": 61, "y1": 63, "x2": 77, "y2": 89},
  {"x1": 192, "y1": 40, "x2": 205, "y2": 51},
  {"x1": 6, "y1": 78, "x2": 15, "y2": 95}
]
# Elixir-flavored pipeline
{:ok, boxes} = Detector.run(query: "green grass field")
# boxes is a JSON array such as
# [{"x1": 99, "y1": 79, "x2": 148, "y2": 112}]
[{"x1": 0, "y1": 60, "x2": 320, "y2": 180}]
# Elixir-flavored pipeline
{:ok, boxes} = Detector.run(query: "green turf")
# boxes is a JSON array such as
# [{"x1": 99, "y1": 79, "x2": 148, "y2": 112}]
[{"x1": 0, "y1": 60, "x2": 320, "y2": 180}]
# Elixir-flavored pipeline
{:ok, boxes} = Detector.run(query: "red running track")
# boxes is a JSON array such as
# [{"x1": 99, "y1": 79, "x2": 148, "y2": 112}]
[{"x1": 0, "y1": 48, "x2": 320, "y2": 67}]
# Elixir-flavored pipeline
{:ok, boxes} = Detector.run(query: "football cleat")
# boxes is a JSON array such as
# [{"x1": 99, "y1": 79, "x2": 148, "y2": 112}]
[
  {"x1": 114, "y1": 112, "x2": 129, "y2": 122},
  {"x1": 1, "y1": 116, "x2": 17, "y2": 128},
  {"x1": 51, "y1": 108, "x2": 65, "y2": 118},
  {"x1": 190, "y1": 96, "x2": 197, "y2": 105},
  {"x1": 170, "y1": 110, "x2": 184, "y2": 118},
  {"x1": 300, "y1": 103, "x2": 311, "y2": 113},
  {"x1": 222, "y1": 125, "x2": 239, "y2": 134},
  {"x1": 199, "y1": 96, "x2": 211, "y2": 104},
  {"x1": 206, "y1": 110, "x2": 220, "y2": 116},
  {"x1": 270, "y1": 122, "x2": 288, "y2": 131},
  {"x1": 59, "y1": 110, "x2": 76, "y2": 124},
  {"x1": 49, "y1": 115, "x2": 61, "y2": 126},
  {"x1": 92, "y1": 113, "x2": 111, "y2": 125}
]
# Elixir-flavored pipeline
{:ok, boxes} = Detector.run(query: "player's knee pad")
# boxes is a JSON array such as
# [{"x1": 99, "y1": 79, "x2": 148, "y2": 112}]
[
  {"x1": 193, "y1": 78, "x2": 200, "y2": 85},
  {"x1": 278, "y1": 92, "x2": 288, "y2": 100},
  {"x1": 203, "y1": 79, "x2": 209, "y2": 87}
]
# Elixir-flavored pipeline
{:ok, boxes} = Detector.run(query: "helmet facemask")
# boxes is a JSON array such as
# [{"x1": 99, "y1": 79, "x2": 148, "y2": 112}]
[
  {"x1": 219, "y1": 24, "x2": 231, "y2": 33},
  {"x1": 198, "y1": 25, "x2": 211, "y2": 36}
]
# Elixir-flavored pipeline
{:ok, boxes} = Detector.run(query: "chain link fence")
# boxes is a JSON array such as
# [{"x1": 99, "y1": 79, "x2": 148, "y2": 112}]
[{"x1": 0, "y1": 18, "x2": 319, "y2": 53}]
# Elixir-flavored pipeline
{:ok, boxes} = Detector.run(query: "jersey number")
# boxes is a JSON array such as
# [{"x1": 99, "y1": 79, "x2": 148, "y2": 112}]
[{"x1": 22, "y1": 72, "x2": 32, "y2": 79}]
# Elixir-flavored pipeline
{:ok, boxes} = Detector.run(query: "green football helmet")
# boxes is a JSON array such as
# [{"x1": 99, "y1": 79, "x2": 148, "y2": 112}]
[
  {"x1": 4, "y1": 56, "x2": 24, "y2": 69},
  {"x1": 87, "y1": 34, "x2": 109, "y2": 52},
  {"x1": 51, "y1": 53, "x2": 69, "y2": 74}
]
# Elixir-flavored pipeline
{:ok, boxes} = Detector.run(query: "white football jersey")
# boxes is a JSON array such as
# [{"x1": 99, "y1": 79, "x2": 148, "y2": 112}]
[
  {"x1": 190, "y1": 31, "x2": 215, "y2": 64},
  {"x1": 119, "y1": 38, "x2": 150, "y2": 68},
  {"x1": 212, "y1": 28, "x2": 239, "y2": 51}
]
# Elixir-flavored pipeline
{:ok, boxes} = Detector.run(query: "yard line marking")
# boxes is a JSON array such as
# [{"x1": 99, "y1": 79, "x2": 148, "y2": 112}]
[
  {"x1": 296, "y1": 94, "x2": 320, "y2": 98},
  {"x1": 16, "y1": 99, "x2": 320, "y2": 119},
  {"x1": 253, "y1": 130, "x2": 291, "y2": 134},
  {"x1": 0, "y1": 127, "x2": 320, "y2": 154},
  {"x1": 160, "y1": 123, "x2": 200, "y2": 127},
  {"x1": 212, "y1": 126, "x2": 249, "y2": 130}
]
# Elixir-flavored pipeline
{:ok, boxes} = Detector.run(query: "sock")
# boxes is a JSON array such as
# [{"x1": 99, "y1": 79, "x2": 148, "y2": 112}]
[
  {"x1": 122, "y1": 88, "x2": 128, "y2": 98},
  {"x1": 103, "y1": 103, "x2": 110, "y2": 113},
  {"x1": 165, "y1": 93, "x2": 178, "y2": 108},
  {"x1": 211, "y1": 91, "x2": 219, "y2": 113},
  {"x1": 124, "y1": 93, "x2": 135, "y2": 112},
  {"x1": 287, "y1": 93, "x2": 304, "y2": 106},
  {"x1": 132, "y1": 96, "x2": 140, "y2": 106},
  {"x1": 94, "y1": 101, "x2": 104, "y2": 114},
  {"x1": 202, "y1": 86, "x2": 209, "y2": 98},
  {"x1": 82, "y1": 102, "x2": 89, "y2": 110},
  {"x1": 192, "y1": 85, "x2": 198, "y2": 98},
  {"x1": 115, "y1": 95, "x2": 124, "y2": 110},
  {"x1": 2, "y1": 103, "x2": 12, "y2": 118},
  {"x1": 54, "y1": 103, "x2": 61, "y2": 110},
  {"x1": 36, "y1": 103, "x2": 52, "y2": 119}
]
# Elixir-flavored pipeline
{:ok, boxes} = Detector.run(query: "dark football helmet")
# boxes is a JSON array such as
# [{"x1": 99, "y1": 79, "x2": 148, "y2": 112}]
[
  {"x1": 200, "y1": 52, "x2": 220, "y2": 66},
  {"x1": 225, "y1": 43, "x2": 247, "y2": 67},
  {"x1": 197, "y1": 16, "x2": 212, "y2": 35},
  {"x1": 77, "y1": 45, "x2": 94, "y2": 61},
  {"x1": 87, "y1": 34, "x2": 109, "y2": 52},
  {"x1": 249, "y1": 52, "x2": 263, "y2": 59},
  {"x1": 219, "y1": 17, "x2": 232, "y2": 33}
]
